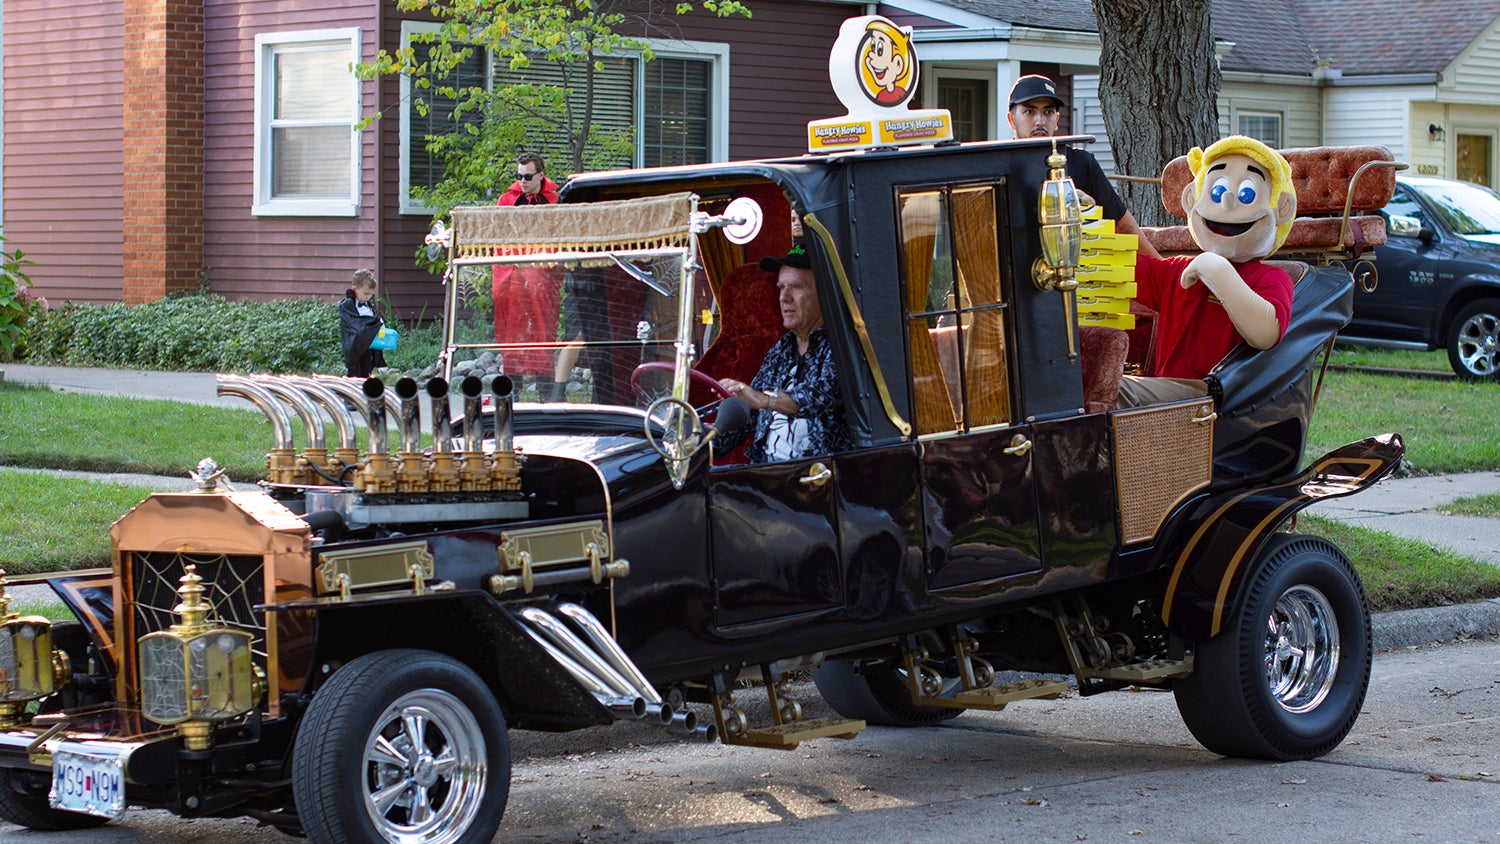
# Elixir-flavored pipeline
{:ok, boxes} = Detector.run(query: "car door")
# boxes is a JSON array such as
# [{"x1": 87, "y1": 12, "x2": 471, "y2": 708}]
[
  {"x1": 707, "y1": 458, "x2": 844, "y2": 629},
  {"x1": 1355, "y1": 184, "x2": 1442, "y2": 343}
]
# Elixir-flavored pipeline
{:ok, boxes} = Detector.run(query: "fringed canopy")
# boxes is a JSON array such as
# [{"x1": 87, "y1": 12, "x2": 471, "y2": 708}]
[{"x1": 450, "y1": 192, "x2": 696, "y2": 258}]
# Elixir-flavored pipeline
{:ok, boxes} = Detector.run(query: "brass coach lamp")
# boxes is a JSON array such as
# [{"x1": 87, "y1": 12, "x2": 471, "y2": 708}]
[
  {"x1": 137, "y1": 565, "x2": 264, "y2": 750},
  {"x1": 1032, "y1": 140, "x2": 1084, "y2": 361},
  {"x1": 0, "y1": 569, "x2": 70, "y2": 729}
]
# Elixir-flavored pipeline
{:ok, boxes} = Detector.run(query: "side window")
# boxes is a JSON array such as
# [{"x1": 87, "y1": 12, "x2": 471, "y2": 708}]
[
  {"x1": 1383, "y1": 186, "x2": 1426, "y2": 230},
  {"x1": 252, "y1": 29, "x2": 363, "y2": 217},
  {"x1": 897, "y1": 184, "x2": 1012, "y2": 436}
]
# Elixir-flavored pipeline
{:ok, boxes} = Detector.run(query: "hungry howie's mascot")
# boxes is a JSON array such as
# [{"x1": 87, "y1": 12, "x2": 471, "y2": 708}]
[{"x1": 1117, "y1": 135, "x2": 1298, "y2": 407}]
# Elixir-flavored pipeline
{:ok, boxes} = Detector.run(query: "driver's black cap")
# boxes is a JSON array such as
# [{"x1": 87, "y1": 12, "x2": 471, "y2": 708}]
[
  {"x1": 1009, "y1": 74, "x2": 1064, "y2": 107},
  {"x1": 759, "y1": 242, "x2": 811, "y2": 272}
]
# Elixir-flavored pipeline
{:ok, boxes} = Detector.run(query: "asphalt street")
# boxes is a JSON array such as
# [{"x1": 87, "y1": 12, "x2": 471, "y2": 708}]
[{"x1": 2, "y1": 637, "x2": 1495, "y2": 843}]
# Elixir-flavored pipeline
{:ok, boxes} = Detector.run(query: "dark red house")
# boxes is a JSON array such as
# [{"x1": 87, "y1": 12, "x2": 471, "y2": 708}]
[{"x1": 1, "y1": 0, "x2": 863, "y2": 317}]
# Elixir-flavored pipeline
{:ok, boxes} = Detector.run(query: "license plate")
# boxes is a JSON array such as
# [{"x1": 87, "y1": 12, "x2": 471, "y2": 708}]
[{"x1": 50, "y1": 745, "x2": 126, "y2": 820}]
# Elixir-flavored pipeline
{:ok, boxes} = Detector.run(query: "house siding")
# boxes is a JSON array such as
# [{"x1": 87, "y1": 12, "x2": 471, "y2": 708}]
[
  {"x1": 1220, "y1": 80, "x2": 1322, "y2": 149},
  {"x1": 1441, "y1": 11, "x2": 1500, "y2": 103},
  {"x1": 1323, "y1": 84, "x2": 1433, "y2": 163},
  {"x1": 2, "y1": 0, "x2": 125, "y2": 304},
  {"x1": 200, "y1": 2, "x2": 381, "y2": 309}
]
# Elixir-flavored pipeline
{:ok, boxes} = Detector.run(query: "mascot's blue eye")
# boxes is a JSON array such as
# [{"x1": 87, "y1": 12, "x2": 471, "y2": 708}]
[
  {"x1": 1210, "y1": 178, "x2": 1230, "y2": 203},
  {"x1": 1237, "y1": 179, "x2": 1257, "y2": 204}
]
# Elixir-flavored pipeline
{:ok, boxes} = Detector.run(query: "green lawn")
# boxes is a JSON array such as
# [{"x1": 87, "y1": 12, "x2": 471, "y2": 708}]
[
  {"x1": 1328, "y1": 343, "x2": 1452, "y2": 373},
  {"x1": 1439, "y1": 493, "x2": 1500, "y2": 518}
]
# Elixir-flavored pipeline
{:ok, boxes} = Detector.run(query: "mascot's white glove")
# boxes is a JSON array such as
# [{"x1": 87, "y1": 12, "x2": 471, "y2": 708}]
[{"x1": 1180, "y1": 251, "x2": 1280, "y2": 349}]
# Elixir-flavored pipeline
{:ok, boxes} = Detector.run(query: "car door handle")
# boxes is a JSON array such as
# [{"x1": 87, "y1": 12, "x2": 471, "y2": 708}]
[
  {"x1": 799, "y1": 462, "x2": 832, "y2": 487},
  {"x1": 1003, "y1": 434, "x2": 1032, "y2": 457}
]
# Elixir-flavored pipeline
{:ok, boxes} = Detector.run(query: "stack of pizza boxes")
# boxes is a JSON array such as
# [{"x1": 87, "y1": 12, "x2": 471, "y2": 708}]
[{"x1": 1075, "y1": 204, "x2": 1136, "y2": 330}]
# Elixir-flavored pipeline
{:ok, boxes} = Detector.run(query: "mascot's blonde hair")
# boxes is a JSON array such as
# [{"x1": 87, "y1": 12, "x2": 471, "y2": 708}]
[
  {"x1": 1189, "y1": 136, "x2": 1296, "y2": 252},
  {"x1": 862, "y1": 19, "x2": 914, "y2": 91}
]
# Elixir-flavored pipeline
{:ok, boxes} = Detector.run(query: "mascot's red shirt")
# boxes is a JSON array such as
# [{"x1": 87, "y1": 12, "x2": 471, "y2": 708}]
[{"x1": 1135, "y1": 254, "x2": 1293, "y2": 380}]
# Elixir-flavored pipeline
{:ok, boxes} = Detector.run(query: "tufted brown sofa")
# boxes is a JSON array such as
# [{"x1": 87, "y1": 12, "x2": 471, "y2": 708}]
[{"x1": 1142, "y1": 145, "x2": 1402, "y2": 261}]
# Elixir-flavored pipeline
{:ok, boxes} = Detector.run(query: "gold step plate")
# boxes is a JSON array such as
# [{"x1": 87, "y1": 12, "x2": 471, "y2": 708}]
[
  {"x1": 729, "y1": 716, "x2": 866, "y2": 750},
  {"x1": 1084, "y1": 658, "x2": 1194, "y2": 684},
  {"x1": 947, "y1": 678, "x2": 1069, "y2": 710}
]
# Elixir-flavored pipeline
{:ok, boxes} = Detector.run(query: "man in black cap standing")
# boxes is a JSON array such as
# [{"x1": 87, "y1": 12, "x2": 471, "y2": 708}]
[
  {"x1": 716, "y1": 243, "x2": 851, "y2": 464},
  {"x1": 1008, "y1": 74, "x2": 1160, "y2": 257}
]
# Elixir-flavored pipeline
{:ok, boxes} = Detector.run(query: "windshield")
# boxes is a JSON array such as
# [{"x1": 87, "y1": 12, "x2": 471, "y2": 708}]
[
  {"x1": 1407, "y1": 179, "x2": 1500, "y2": 236},
  {"x1": 445, "y1": 250, "x2": 710, "y2": 409}
]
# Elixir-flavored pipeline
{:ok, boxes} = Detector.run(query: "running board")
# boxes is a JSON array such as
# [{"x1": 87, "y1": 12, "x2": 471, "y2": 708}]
[
  {"x1": 711, "y1": 664, "x2": 864, "y2": 750},
  {"x1": 901, "y1": 633, "x2": 1068, "y2": 711}
]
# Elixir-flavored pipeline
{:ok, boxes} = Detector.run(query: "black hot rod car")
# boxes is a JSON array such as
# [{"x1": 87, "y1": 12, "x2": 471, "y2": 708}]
[{"x1": 0, "y1": 137, "x2": 1403, "y2": 843}]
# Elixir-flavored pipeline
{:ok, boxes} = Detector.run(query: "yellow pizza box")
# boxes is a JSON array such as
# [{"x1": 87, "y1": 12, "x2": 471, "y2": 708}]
[
  {"x1": 1076, "y1": 263, "x2": 1136, "y2": 283},
  {"x1": 1077, "y1": 279, "x2": 1137, "y2": 298},
  {"x1": 1077, "y1": 310, "x2": 1137, "y2": 330},
  {"x1": 1079, "y1": 247, "x2": 1137, "y2": 267}
]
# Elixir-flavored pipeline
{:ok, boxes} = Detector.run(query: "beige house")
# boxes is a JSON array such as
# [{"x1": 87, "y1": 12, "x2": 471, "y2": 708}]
[{"x1": 881, "y1": 0, "x2": 1500, "y2": 187}]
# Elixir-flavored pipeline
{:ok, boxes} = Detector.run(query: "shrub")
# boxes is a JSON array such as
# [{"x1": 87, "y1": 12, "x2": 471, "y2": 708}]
[
  {"x1": 0, "y1": 237, "x2": 40, "y2": 362},
  {"x1": 20, "y1": 290, "x2": 442, "y2": 376}
]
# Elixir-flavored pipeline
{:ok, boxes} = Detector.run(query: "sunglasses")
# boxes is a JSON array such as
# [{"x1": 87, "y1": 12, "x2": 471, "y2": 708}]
[{"x1": 515, "y1": 172, "x2": 538, "y2": 181}]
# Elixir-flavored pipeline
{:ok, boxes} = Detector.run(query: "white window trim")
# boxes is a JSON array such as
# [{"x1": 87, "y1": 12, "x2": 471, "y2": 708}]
[
  {"x1": 635, "y1": 39, "x2": 729, "y2": 166},
  {"x1": 1235, "y1": 109, "x2": 1284, "y2": 148},
  {"x1": 252, "y1": 28, "x2": 363, "y2": 217}
]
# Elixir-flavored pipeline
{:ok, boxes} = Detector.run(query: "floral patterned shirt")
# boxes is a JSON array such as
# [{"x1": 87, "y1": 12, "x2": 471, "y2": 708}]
[{"x1": 718, "y1": 327, "x2": 851, "y2": 464}]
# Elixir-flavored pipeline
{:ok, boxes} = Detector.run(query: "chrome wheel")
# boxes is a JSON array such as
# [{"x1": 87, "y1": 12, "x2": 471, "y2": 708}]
[
  {"x1": 1448, "y1": 300, "x2": 1500, "y2": 381},
  {"x1": 362, "y1": 689, "x2": 488, "y2": 844},
  {"x1": 1264, "y1": 585, "x2": 1339, "y2": 714}
]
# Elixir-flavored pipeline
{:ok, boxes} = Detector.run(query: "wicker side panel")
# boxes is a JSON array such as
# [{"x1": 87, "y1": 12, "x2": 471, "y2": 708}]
[{"x1": 1111, "y1": 398, "x2": 1215, "y2": 544}]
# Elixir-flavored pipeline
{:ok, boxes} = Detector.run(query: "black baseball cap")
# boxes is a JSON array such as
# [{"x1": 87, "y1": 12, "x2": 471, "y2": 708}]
[
  {"x1": 1008, "y1": 74, "x2": 1064, "y2": 107},
  {"x1": 759, "y1": 242, "x2": 811, "y2": 272}
]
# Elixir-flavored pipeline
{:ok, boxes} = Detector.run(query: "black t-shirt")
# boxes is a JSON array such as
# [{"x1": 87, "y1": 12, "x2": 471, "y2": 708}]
[{"x1": 1065, "y1": 147, "x2": 1128, "y2": 223}]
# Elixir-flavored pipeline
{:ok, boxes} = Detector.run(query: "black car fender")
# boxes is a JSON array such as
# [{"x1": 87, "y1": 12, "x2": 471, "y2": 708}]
[
  {"x1": 1435, "y1": 272, "x2": 1500, "y2": 342},
  {"x1": 1155, "y1": 433, "x2": 1404, "y2": 642},
  {"x1": 277, "y1": 591, "x2": 615, "y2": 731}
]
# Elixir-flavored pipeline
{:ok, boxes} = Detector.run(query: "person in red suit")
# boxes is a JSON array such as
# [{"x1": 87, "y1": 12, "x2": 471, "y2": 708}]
[{"x1": 493, "y1": 152, "x2": 564, "y2": 398}]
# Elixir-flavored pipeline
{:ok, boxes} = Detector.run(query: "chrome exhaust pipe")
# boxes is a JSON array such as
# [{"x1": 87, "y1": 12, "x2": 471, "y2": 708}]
[
  {"x1": 516, "y1": 620, "x2": 646, "y2": 720},
  {"x1": 362, "y1": 377, "x2": 389, "y2": 456},
  {"x1": 289, "y1": 376, "x2": 359, "y2": 453},
  {"x1": 460, "y1": 375, "x2": 484, "y2": 452},
  {"x1": 518, "y1": 607, "x2": 637, "y2": 700},
  {"x1": 665, "y1": 707, "x2": 698, "y2": 733},
  {"x1": 394, "y1": 377, "x2": 423, "y2": 455},
  {"x1": 556, "y1": 603, "x2": 663, "y2": 704},
  {"x1": 427, "y1": 377, "x2": 453, "y2": 454},
  {"x1": 490, "y1": 375, "x2": 515, "y2": 453},
  {"x1": 217, "y1": 375, "x2": 294, "y2": 451},
  {"x1": 643, "y1": 702, "x2": 677, "y2": 726},
  {"x1": 691, "y1": 722, "x2": 718, "y2": 743},
  {"x1": 258, "y1": 377, "x2": 327, "y2": 452},
  {"x1": 315, "y1": 376, "x2": 372, "y2": 429}
]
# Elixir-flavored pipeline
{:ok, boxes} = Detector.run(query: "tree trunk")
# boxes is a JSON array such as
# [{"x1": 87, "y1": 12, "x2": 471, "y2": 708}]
[{"x1": 1089, "y1": 0, "x2": 1220, "y2": 227}]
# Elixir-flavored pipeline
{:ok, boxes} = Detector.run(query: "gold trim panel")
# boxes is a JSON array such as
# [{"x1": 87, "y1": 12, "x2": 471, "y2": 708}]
[
  {"x1": 317, "y1": 540, "x2": 435, "y2": 598},
  {"x1": 1111, "y1": 398, "x2": 1215, "y2": 545}
]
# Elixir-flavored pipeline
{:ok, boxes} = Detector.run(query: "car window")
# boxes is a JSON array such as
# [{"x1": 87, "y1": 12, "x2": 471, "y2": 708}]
[
  {"x1": 898, "y1": 184, "x2": 1013, "y2": 436},
  {"x1": 1383, "y1": 186, "x2": 1427, "y2": 230},
  {"x1": 1407, "y1": 180, "x2": 1500, "y2": 236}
]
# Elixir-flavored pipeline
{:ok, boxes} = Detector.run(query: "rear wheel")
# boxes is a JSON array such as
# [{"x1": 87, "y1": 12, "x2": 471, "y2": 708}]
[
  {"x1": 1446, "y1": 299, "x2": 1499, "y2": 381},
  {"x1": 812, "y1": 658, "x2": 965, "y2": 727},
  {"x1": 293, "y1": 649, "x2": 510, "y2": 844},
  {"x1": 0, "y1": 768, "x2": 109, "y2": 831},
  {"x1": 1174, "y1": 534, "x2": 1371, "y2": 760}
]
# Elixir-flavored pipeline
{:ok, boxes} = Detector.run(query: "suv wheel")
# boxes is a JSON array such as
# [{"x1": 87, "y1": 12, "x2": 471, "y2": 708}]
[
  {"x1": 1172, "y1": 534, "x2": 1371, "y2": 760},
  {"x1": 1446, "y1": 299, "x2": 1500, "y2": 381},
  {"x1": 292, "y1": 649, "x2": 511, "y2": 844}
]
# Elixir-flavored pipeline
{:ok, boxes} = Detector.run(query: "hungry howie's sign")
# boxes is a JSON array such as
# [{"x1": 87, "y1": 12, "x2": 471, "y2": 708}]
[{"x1": 807, "y1": 15, "x2": 953, "y2": 153}]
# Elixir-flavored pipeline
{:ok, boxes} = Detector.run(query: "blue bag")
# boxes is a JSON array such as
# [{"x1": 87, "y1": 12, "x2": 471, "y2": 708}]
[{"x1": 370, "y1": 325, "x2": 399, "y2": 351}]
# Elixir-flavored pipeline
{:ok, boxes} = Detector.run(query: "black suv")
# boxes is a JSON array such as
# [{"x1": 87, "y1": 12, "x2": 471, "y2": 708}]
[
  {"x1": 1342, "y1": 175, "x2": 1500, "y2": 380},
  {"x1": 0, "y1": 140, "x2": 1402, "y2": 843}
]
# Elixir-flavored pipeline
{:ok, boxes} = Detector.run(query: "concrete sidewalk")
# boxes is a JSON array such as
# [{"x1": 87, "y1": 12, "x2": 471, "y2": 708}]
[{"x1": 5, "y1": 363, "x2": 1499, "y2": 648}]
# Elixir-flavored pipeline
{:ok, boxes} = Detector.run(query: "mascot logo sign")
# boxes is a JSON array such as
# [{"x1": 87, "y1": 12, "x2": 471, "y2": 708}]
[{"x1": 808, "y1": 15, "x2": 953, "y2": 153}]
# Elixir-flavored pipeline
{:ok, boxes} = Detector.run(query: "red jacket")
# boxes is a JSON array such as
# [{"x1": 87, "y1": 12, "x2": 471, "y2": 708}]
[{"x1": 497, "y1": 176, "x2": 560, "y2": 206}]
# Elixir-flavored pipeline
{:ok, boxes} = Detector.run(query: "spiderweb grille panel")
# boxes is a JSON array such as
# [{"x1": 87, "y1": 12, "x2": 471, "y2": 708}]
[
  {"x1": 130, "y1": 551, "x2": 267, "y2": 675},
  {"x1": 1111, "y1": 398, "x2": 1214, "y2": 545}
]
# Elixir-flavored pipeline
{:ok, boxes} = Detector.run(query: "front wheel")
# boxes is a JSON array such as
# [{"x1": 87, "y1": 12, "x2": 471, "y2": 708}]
[
  {"x1": 1173, "y1": 534, "x2": 1371, "y2": 760},
  {"x1": 1446, "y1": 299, "x2": 1499, "y2": 381},
  {"x1": 812, "y1": 658, "x2": 965, "y2": 727},
  {"x1": 292, "y1": 649, "x2": 511, "y2": 844},
  {"x1": 0, "y1": 769, "x2": 109, "y2": 831}
]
